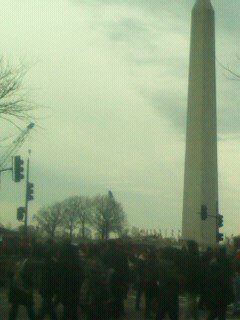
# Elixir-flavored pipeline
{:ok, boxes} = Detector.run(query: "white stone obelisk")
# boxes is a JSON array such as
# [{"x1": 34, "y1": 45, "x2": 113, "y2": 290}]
[{"x1": 182, "y1": 0, "x2": 218, "y2": 246}]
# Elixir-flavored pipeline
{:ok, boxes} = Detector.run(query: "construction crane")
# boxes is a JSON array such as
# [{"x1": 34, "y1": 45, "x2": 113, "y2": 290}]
[{"x1": 0, "y1": 122, "x2": 35, "y2": 170}]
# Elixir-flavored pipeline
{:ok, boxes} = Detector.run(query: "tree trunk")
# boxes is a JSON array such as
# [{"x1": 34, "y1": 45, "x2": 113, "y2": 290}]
[
  {"x1": 82, "y1": 221, "x2": 85, "y2": 239},
  {"x1": 102, "y1": 226, "x2": 105, "y2": 240},
  {"x1": 70, "y1": 224, "x2": 73, "y2": 242},
  {"x1": 51, "y1": 228, "x2": 55, "y2": 240},
  {"x1": 105, "y1": 222, "x2": 109, "y2": 240}
]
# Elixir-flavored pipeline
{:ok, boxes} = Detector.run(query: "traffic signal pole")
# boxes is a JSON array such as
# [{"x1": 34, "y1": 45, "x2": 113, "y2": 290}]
[
  {"x1": 24, "y1": 157, "x2": 30, "y2": 238},
  {"x1": 199, "y1": 202, "x2": 224, "y2": 243}
]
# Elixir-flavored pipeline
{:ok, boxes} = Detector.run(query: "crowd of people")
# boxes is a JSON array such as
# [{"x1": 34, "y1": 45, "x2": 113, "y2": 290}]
[{"x1": 6, "y1": 239, "x2": 240, "y2": 320}]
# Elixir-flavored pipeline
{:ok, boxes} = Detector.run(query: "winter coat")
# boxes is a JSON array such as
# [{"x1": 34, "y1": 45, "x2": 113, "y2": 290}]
[
  {"x1": 39, "y1": 257, "x2": 58, "y2": 299},
  {"x1": 202, "y1": 260, "x2": 234, "y2": 309},
  {"x1": 80, "y1": 258, "x2": 109, "y2": 306},
  {"x1": 183, "y1": 253, "x2": 202, "y2": 294},
  {"x1": 157, "y1": 259, "x2": 179, "y2": 301},
  {"x1": 134, "y1": 257, "x2": 146, "y2": 287},
  {"x1": 58, "y1": 260, "x2": 84, "y2": 307},
  {"x1": 8, "y1": 258, "x2": 34, "y2": 306},
  {"x1": 103, "y1": 247, "x2": 130, "y2": 300}
]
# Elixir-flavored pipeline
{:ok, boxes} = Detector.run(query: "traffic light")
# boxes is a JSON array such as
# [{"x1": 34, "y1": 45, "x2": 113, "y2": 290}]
[
  {"x1": 13, "y1": 156, "x2": 24, "y2": 182},
  {"x1": 217, "y1": 232, "x2": 224, "y2": 242},
  {"x1": 27, "y1": 182, "x2": 34, "y2": 201},
  {"x1": 217, "y1": 214, "x2": 223, "y2": 228},
  {"x1": 17, "y1": 207, "x2": 25, "y2": 221},
  {"x1": 201, "y1": 205, "x2": 208, "y2": 220}
]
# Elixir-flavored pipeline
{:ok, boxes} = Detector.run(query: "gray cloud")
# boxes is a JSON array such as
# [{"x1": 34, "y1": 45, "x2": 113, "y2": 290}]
[
  {"x1": 216, "y1": 2, "x2": 240, "y2": 34},
  {"x1": 218, "y1": 106, "x2": 240, "y2": 135},
  {"x1": 148, "y1": 87, "x2": 240, "y2": 136},
  {"x1": 107, "y1": 17, "x2": 157, "y2": 47},
  {"x1": 92, "y1": 0, "x2": 240, "y2": 137},
  {"x1": 76, "y1": 0, "x2": 171, "y2": 9},
  {"x1": 142, "y1": 89, "x2": 187, "y2": 132},
  {"x1": 1, "y1": 0, "x2": 240, "y2": 234},
  {"x1": 109, "y1": 17, "x2": 149, "y2": 36}
]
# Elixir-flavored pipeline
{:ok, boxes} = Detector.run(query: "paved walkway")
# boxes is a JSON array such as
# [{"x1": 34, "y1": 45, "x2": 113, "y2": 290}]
[{"x1": 0, "y1": 288, "x2": 237, "y2": 319}]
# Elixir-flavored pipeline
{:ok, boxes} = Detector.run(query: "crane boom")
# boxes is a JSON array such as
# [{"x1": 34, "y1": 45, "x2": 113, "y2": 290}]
[{"x1": 0, "y1": 123, "x2": 35, "y2": 170}]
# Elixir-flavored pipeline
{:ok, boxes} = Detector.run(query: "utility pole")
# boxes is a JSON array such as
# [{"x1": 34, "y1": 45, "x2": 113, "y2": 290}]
[
  {"x1": 24, "y1": 156, "x2": 30, "y2": 238},
  {"x1": 0, "y1": 123, "x2": 34, "y2": 171},
  {"x1": 24, "y1": 149, "x2": 34, "y2": 238}
]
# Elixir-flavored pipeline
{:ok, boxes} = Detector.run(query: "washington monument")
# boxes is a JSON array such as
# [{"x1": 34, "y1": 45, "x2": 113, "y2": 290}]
[{"x1": 182, "y1": 0, "x2": 219, "y2": 246}]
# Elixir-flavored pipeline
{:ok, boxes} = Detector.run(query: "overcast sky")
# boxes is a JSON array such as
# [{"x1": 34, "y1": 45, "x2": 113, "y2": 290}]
[{"x1": 0, "y1": 0, "x2": 240, "y2": 236}]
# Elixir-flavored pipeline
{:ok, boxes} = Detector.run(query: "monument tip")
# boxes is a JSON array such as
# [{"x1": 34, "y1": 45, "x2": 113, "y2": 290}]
[
  {"x1": 197, "y1": 0, "x2": 212, "y2": 3},
  {"x1": 194, "y1": 0, "x2": 213, "y2": 10}
]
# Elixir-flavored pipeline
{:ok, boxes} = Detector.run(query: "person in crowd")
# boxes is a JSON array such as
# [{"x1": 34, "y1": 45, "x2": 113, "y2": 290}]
[
  {"x1": 8, "y1": 249, "x2": 36, "y2": 320},
  {"x1": 183, "y1": 241, "x2": 202, "y2": 320},
  {"x1": 102, "y1": 240, "x2": 130, "y2": 319},
  {"x1": 37, "y1": 248, "x2": 58, "y2": 320},
  {"x1": 134, "y1": 250, "x2": 147, "y2": 311},
  {"x1": 80, "y1": 248, "x2": 109, "y2": 320},
  {"x1": 198, "y1": 247, "x2": 214, "y2": 313},
  {"x1": 201, "y1": 247, "x2": 234, "y2": 320},
  {"x1": 155, "y1": 247, "x2": 180, "y2": 320},
  {"x1": 143, "y1": 248, "x2": 159, "y2": 320},
  {"x1": 232, "y1": 249, "x2": 240, "y2": 315},
  {"x1": 58, "y1": 242, "x2": 84, "y2": 320}
]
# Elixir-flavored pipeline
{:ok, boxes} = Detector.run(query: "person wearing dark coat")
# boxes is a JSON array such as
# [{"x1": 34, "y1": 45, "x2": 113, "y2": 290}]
[
  {"x1": 232, "y1": 250, "x2": 240, "y2": 315},
  {"x1": 102, "y1": 241, "x2": 130, "y2": 319},
  {"x1": 58, "y1": 243, "x2": 84, "y2": 320},
  {"x1": 37, "y1": 249, "x2": 58, "y2": 320},
  {"x1": 155, "y1": 249, "x2": 180, "y2": 320},
  {"x1": 8, "y1": 256, "x2": 36, "y2": 320},
  {"x1": 202, "y1": 248, "x2": 234, "y2": 320},
  {"x1": 198, "y1": 247, "x2": 214, "y2": 312},
  {"x1": 80, "y1": 256, "x2": 109, "y2": 320},
  {"x1": 183, "y1": 241, "x2": 201, "y2": 320},
  {"x1": 134, "y1": 252, "x2": 147, "y2": 311},
  {"x1": 143, "y1": 249, "x2": 159, "y2": 320}
]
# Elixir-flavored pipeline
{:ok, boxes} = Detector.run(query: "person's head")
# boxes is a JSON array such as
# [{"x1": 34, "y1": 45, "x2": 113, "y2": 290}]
[
  {"x1": 210, "y1": 256, "x2": 217, "y2": 265},
  {"x1": 106, "y1": 239, "x2": 117, "y2": 252},
  {"x1": 20, "y1": 246, "x2": 32, "y2": 259},
  {"x1": 187, "y1": 240, "x2": 199, "y2": 255},
  {"x1": 146, "y1": 247, "x2": 157, "y2": 261},
  {"x1": 44, "y1": 246, "x2": 56, "y2": 262},
  {"x1": 139, "y1": 250, "x2": 148, "y2": 261},
  {"x1": 59, "y1": 243, "x2": 79, "y2": 264},
  {"x1": 87, "y1": 245, "x2": 99, "y2": 259},
  {"x1": 45, "y1": 238, "x2": 55, "y2": 246},
  {"x1": 216, "y1": 246, "x2": 227, "y2": 262},
  {"x1": 206, "y1": 246, "x2": 213, "y2": 254}
]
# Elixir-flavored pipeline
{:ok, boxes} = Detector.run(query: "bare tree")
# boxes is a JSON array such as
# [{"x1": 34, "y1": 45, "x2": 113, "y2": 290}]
[
  {"x1": 61, "y1": 197, "x2": 81, "y2": 242},
  {"x1": 76, "y1": 196, "x2": 93, "y2": 239},
  {"x1": 0, "y1": 59, "x2": 38, "y2": 128},
  {"x1": 33, "y1": 202, "x2": 63, "y2": 239},
  {"x1": 92, "y1": 192, "x2": 126, "y2": 240},
  {"x1": 218, "y1": 59, "x2": 240, "y2": 81}
]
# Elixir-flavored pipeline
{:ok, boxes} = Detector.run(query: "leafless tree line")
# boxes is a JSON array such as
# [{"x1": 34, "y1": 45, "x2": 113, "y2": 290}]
[{"x1": 33, "y1": 193, "x2": 127, "y2": 241}]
